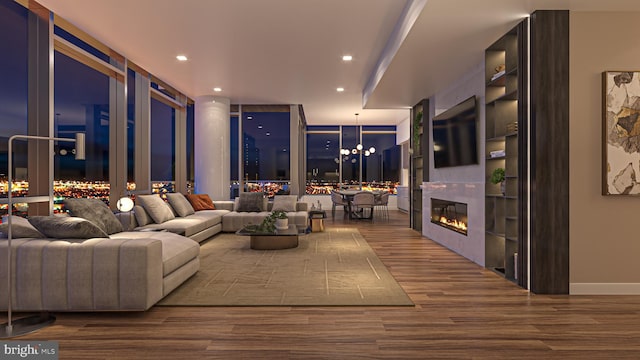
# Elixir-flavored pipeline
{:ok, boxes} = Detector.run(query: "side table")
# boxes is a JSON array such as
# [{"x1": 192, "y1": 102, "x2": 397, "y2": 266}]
[{"x1": 309, "y1": 210, "x2": 326, "y2": 232}]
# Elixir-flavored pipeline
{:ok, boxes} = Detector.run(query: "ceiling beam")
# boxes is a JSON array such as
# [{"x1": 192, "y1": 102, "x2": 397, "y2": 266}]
[{"x1": 362, "y1": 0, "x2": 428, "y2": 109}]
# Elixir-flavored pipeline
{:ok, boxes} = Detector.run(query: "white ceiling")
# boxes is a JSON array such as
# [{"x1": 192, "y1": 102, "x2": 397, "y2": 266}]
[{"x1": 36, "y1": 0, "x2": 640, "y2": 125}]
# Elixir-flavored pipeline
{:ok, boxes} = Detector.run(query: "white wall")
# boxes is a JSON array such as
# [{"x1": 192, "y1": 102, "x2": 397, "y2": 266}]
[
  {"x1": 396, "y1": 115, "x2": 410, "y2": 144},
  {"x1": 422, "y1": 62, "x2": 486, "y2": 266}
]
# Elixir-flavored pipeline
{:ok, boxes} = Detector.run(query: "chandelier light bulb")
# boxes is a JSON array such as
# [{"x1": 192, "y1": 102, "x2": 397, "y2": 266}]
[
  {"x1": 356, "y1": 144, "x2": 363, "y2": 151},
  {"x1": 369, "y1": 147, "x2": 376, "y2": 154},
  {"x1": 351, "y1": 149, "x2": 358, "y2": 155},
  {"x1": 364, "y1": 150, "x2": 370, "y2": 156}
]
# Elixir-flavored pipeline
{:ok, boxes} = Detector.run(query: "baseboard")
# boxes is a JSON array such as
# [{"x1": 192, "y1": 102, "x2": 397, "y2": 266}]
[{"x1": 570, "y1": 283, "x2": 640, "y2": 295}]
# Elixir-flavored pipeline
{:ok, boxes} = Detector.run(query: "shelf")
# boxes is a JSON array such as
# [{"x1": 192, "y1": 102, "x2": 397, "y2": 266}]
[
  {"x1": 486, "y1": 90, "x2": 518, "y2": 105},
  {"x1": 486, "y1": 230, "x2": 505, "y2": 238},
  {"x1": 486, "y1": 68, "x2": 518, "y2": 87},
  {"x1": 485, "y1": 22, "x2": 523, "y2": 289}
]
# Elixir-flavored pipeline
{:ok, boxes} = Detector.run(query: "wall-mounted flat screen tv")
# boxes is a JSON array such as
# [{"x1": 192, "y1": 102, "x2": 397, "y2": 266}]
[{"x1": 432, "y1": 95, "x2": 478, "y2": 168}]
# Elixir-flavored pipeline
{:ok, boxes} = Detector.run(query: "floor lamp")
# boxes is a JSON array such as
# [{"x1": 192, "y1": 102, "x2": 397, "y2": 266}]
[{"x1": 1, "y1": 133, "x2": 85, "y2": 338}]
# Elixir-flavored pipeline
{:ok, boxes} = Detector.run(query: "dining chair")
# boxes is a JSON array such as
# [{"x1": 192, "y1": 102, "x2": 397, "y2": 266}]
[
  {"x1": 350, "y1": 192, "x2": 375, "y2": 220},
  {"x1": 330, "y1": 191, "x2": 348, "y2": 219},
  {"x1": 375, "y1": 192, "x2": 390, "y2": 220}
]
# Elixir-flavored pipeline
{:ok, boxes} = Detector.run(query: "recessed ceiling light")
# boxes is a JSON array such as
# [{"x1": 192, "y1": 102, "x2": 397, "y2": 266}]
[
  {"x1": 176, "y1": 55, "x2": 188, "y2": 61},
  {"x1": 336, "y1": 87, "x2": 344, "y2": 92},
  {"x1": 213, "y1": 87, "x2": 222, "y2": 92},
  {"x1": 342, "y1": 55, "x2": 353, "y2": 61}
]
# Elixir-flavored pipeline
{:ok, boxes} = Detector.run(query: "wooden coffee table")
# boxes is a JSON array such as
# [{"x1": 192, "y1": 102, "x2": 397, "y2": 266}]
[{"x1": 236, "y1": 225, "x2": 299, "y2": 250}]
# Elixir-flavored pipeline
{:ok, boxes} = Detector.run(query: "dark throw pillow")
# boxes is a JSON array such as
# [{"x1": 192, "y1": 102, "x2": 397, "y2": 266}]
[
  {"x1": 63, "y1": 198, "x2": 123, "y2": 235},
  {"x1": 0, "y1": 215, "x2": 45, "y2": 238},
  {"x1": 236, "y1": 192, "x2": 265, "y2": 212},
  {"x1": 28, "y1": 216, "x2": 109, "y2": 239}
]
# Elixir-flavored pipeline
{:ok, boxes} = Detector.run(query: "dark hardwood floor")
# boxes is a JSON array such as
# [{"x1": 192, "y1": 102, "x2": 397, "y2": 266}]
[{"x1": 3, "y1": 210, "x2": 640, "y2": 359}]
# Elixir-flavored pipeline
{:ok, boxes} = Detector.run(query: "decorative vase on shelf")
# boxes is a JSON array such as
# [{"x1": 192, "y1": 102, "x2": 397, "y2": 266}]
[{"x1": 500, "y1": 181, "x2": 506, "y2": 196}]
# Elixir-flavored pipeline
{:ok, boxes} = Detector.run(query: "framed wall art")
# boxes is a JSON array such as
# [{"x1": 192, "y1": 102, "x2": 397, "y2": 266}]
[{"x1": 603, "y1": 71, "x2": 640, "y2": 195}]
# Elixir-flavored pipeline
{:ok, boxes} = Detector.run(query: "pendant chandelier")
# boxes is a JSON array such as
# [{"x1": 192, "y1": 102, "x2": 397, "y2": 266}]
[{"x1": 340, "y1": 113, "x2": 376, "y2": 157}]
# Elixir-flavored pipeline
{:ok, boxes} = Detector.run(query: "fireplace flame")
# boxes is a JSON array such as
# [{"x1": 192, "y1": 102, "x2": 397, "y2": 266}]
[{"x1": 439, "y1": 216, "x2": 467, "y2": 231}]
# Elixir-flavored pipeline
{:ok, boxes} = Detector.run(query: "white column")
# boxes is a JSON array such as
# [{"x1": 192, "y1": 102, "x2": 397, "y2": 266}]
[{"x1": 194, "y1": 96, "x2": 230, "y2": 200}]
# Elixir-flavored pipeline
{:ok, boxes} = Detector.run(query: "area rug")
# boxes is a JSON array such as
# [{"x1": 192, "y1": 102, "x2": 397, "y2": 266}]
[{"x1": 157, "y1": 227, "x2": 413, "y2": 306}]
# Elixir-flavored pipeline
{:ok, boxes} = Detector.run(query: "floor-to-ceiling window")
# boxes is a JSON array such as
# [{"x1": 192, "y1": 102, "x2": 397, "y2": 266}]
[
  {"x1": 150, "y1": 97, "x2": 175, "y2": 194},
  {"x1": 126, "y1": 68, "x2": 136, "y2": 190},
  {"x1": 241, "y1": 110, "x2": 290, "y2": 197},
  {"x1": 306, "y1": 125, "x2": 400, "y2": 194},
  {"x1": 341, "y1": 125, "x2": 360, "y2": 187},
  {"x1": 0, "y1": 2, "x2": 195, "y2": 212},
  {"x1": 230, "y1": 113, "x2": 240, "y2": 198},
  {"x1": 306, "y1": 126, "x2": 340, "y2": 194},
  {"x1": 362, "y1": 126, "x2": 400, "y2": 193},
  {"x1": 53, "y1": 37, "x2": 113, "y2": 210},
  {"x1": 0, "y1": 0, "x2": 29, "y2": 216},
  {"x1": 54, "y1": 51, "x2": 110, "y2": 199}
]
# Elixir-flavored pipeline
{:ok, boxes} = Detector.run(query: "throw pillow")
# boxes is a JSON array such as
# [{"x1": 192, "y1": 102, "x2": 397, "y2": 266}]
[
  {"x1": 64, "y1": 198, "x2": 124, "y2": 235},
  {"x1": 185, "y1": 194, "x2": 216, "y2": 211},
  {"x1": 271, "y1": 195, "x2": 298, "y2": 212},
  {"x1": 133, "y1": 205, "x2": 153, "y2": 226},
  {"x1": 28, "y1": 216, "x2": 109, "y2": 239},
  {"x1": 166, "y1": 193, "x2": 196, "y2": 217},
  {"x1": 136, "y1": 195, "x2": 175, "y2": 224},
  {"x1": 0, "y1": 215, "x2": 45, "y2": 238},
  {"x1": 236, "y1": 192, "x2": 265, "y2": 212}
]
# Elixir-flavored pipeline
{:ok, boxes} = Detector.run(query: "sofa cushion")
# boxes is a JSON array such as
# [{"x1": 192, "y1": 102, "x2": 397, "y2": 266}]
[
  {"x1": 110, "y1": 231, "x2": 199, "y2": 276},
  {"x1": 271, "y1": 195, "x2": 298, "y2": 212},
  {"x1": 0, "y1": 215, "x2": 44, "y2": 238},
  {"x1": 236, "y1": 192, "x2": 266, "y2": 212},
  {"x1": 133, "y1": 205, "x2": 153, "y2": 226},
  {"x1": 185, "y1": 194, "x2": 216, "y2": 211},
  {"x1": 137, "y1": 195, "x2": 175, "y2": 224},
  {"x1": 64, "y1": 198, "x2": 123, "y2": 235},
  {"x1": 137, "y1": 218, "x2": 206, "y2": 237},
  {"x1": 28, "y1": 216, "x2": 109, "y2": 239},
  {"x1": 166, "y1": 193, "x2": 195, "y2": 217},
  {"x1": 222, "y1": 211, "x2": 270, "y2": 232}
]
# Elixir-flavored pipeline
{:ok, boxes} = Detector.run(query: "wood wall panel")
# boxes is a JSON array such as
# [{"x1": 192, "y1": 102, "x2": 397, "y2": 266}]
[{"x1": 530, "y1": 10, "x2": 570, "y2": 294}]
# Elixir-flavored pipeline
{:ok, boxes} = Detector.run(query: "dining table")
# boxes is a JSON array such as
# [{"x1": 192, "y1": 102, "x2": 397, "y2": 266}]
[{"x1": 335, "y1": 189, "x2": 383, "y2": 219}]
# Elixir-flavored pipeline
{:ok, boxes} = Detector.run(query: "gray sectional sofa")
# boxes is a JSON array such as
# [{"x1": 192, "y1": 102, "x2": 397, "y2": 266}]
[
  {"x1": 212, "y1": 200, "x2": 309, "y2": 232},
  {"x1": 0, "y1": 193, "x2": 309, "y2": 312},
  {"x1": 0, "y1": 197, "x2": 201, "y2": 312},
  {"x1": 130, "y1": 193, "x2": 309, "y2": 234},
  {"x1": 0, "y1": 230, "x2": 199, "y2": 311}
]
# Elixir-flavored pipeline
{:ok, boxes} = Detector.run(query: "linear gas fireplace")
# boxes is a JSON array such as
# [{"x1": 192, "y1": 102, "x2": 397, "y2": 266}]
[{"x1": 430, "y1": 198, "x2": 468, "y2": 236}]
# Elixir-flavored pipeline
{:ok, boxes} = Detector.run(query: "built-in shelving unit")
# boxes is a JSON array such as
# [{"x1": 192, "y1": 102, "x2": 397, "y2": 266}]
[
  {"x1": 484, "y1": 22, "x2": 527, "y2": 285},
  {"x1": 410, "y1": 99, "x2": 428, "y2": 231}
]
